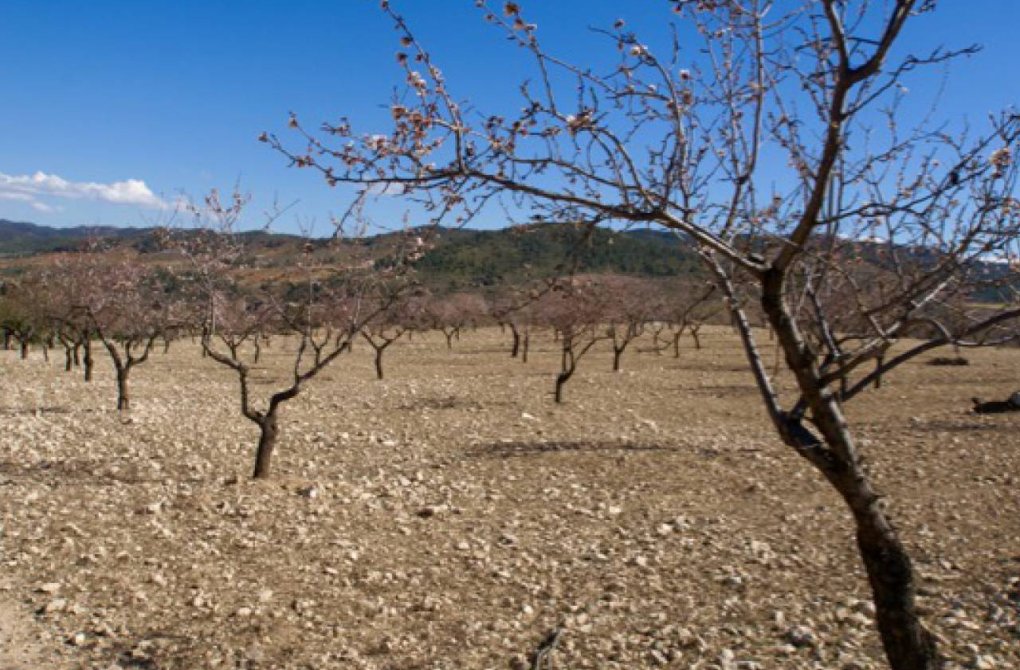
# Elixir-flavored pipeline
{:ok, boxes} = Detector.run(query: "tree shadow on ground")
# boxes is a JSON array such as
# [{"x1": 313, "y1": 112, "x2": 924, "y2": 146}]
[
  {"x1": 0, "y1": 406, "x2": 99, "y2": 416},
  {"x1": 0, "y1": 458, "x2": 161, "y2": 486},
  {"x1": 465, "y1": 439, "x2": 689, "y2": 459}
]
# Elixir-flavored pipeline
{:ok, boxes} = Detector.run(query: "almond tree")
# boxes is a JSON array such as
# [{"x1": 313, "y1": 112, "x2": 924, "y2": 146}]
[
  {"x1": 0, "y1": 279, "x2": 44, "y2": 360},
  {"x1": 664, "y1": 280, "x2": 719, "y2": 356},
  {"x1": 488, "y1": 282, "x2": 544, "y2": 362},
  {"x1": 359, "y1": 287, "x2": 411, "y2": 381},
  {"x1": 426, "y1": 291, "x2": 487, "y2": 349},
  {"x1": 79, "y1": 261, "x2": 169, "y2": 411},
  {"x1": 601, "y1": 275, "x2": 657, "y2": 372},
  {"x1": 267, "y1": 2, "x2": 1020, "y2": 667},
  {"x1": 536, "y1": 278, "x2": 610, "y2": 403},
  {"x1": 177, "y1": 191, "x2": 425, "y2": 478}
]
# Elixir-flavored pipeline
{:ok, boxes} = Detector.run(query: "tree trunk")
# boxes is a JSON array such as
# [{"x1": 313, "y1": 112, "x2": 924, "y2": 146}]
[
  {"x1": 253, "y1": 412, "x2": 279, "y2": 479},
  {"x1": 691, "y1": 327, "x2": 702, "y2": 350},
  {"x1": 554, "y1": 370, "x2": 570, "y2": 404},
  {"x1": 874, "y1": 354, "x2": 885, "y2": 389},
  {"x1": 116, "y1": 368, "x2": 130, "y2": 411},
  {"x1": 83, "y1": 339, "x2": 94, "y2": 382},
  {"x1": 612, "y1": 346, "x2": 623, "y2": 372},
  {"x1": 20, "y1": 340, "x2": 29, "y2": 359},
  {"x1": 510, "y1": 324, "x2": 521, "y2": 358},
  {"x1": 73, "y1": 343, "x2": 81, "y2": 367},
  {"x1": 374, "y1": 348, "x2": 385, "y2": 380},
  {"x1": 64, "y1": 346, "x2": 73, "y2": 372},
  {"x1": 522, "y1": 330, "x2": 530, "y2": 364},
  {"x1": 854, "y1": 502, "x2": 940, "y2": 669},
  {"x1": 759, "y1": 267, "x2": 940, "y2": 670}
]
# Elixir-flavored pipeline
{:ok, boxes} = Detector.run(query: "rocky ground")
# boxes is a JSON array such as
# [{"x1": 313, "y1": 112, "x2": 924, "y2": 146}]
[{"x1": 1, "y1": 327, "x2": 1018, "y2": 669}]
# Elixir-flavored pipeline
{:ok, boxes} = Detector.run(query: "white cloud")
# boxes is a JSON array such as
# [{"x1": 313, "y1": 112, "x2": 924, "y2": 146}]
[
  {"x1": 365, "y1": 180, "x2": 408, "y2": 197},
  {"x1": 0, "y1": 170, "x2": 166, "y2": 211},
  {"x1": 0, "y1": 191, "x2": 35, "y2": 202}
]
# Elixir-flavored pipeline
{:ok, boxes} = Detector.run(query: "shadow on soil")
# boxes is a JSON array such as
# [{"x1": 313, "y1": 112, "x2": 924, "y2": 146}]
[
  {"x1": 466, "y1": 439, "x2": 689, "y2": 459},
  {"x1": 0, "y1": 458, "x2": 160, "y2": 486}
]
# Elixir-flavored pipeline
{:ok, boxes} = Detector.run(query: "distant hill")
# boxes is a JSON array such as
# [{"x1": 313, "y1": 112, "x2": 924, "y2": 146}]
[
  {"x1": 0, "y1": 219, "x2": 152, "y2": 255},
  {"x1": 1, "y1": 219, "x2": 1012, "y2": 299},
  {"x1": 413, "y1": 224, "x2": 700, "y2": 290},
  {"x1": 0, "y1": 220, "x2": 703, "y2": 289}
]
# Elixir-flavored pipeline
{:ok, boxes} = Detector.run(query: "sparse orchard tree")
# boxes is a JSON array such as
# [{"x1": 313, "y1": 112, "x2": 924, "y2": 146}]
[
  {"x1": 601, "y1": 275, "x2": 658, "y2": 372},
  {"x1": 359, "y1": 284, "x2": 420, "y2": 380},
  {"x1": 265, "y1": 2, "x2": 1020, "y2": 667},
  {"x1": 664, "y1": 280, "x2": 720, "y2": 356},
  {"x1": 175, "y1": 190, "x2": 426, "y2": 478},
  {"x1": 0, "y1": 279, "x2": 45, "y2": 360},
  {"x1": 535, "y1": 277, "x2": 611, "y2": 403},
  {"x1": 79, "y1": 260, "x2": 170, "y2": 411},
  {"x1": 488, "y1": 281, "x2": 544, "y2": 362},
  {"x1": 426, "y1": 291, "x2": 487, "y2": 349}
]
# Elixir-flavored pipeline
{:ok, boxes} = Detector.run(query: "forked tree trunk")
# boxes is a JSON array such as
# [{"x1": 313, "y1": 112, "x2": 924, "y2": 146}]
[
  {"x1": 374, "y1": 347, "x2": 385, "y2": 380},
  {"x1": 253, "y1": 411, "x2": 279, "y2": 480},
  {"x1": 759, "y1": 271, "x2": 941, "y2": 670}
]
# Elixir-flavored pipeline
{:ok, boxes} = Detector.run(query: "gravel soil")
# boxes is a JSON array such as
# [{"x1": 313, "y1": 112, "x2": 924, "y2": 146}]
[{"x1": 1, "y1": 326, "x2": 1018, "y2": 669}]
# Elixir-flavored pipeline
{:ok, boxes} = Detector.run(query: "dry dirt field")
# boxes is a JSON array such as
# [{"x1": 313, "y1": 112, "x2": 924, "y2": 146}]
[{"x1": 1, "y1": 326, "x2": 1018, "y2": 669}]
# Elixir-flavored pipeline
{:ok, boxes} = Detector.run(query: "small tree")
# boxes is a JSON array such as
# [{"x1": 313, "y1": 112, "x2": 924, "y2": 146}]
[
  {"x1": 536, "y1": 277, "x2": 610, "y2": 403},
  {"x1": 0, "y1": 280, "x2": 44, "y2": 360},
  {"x1": 601, "y1": 276, "x2": 658, "y2": 372},
  {"x1": 426, "y1": 291, "x2": 487, "y2": 349},
  {"x1": 359, "y1": 284, "x2": 415, "y2": 381},
  {"x1": 664, "y1": 281, "x2": 719, "y2": 356},
  {"x1": 177, "y1": 190, "x2": 425, "y2": 478},
  {"x1": 80, "y1": 261, "x2": 169, "y2": 411}
]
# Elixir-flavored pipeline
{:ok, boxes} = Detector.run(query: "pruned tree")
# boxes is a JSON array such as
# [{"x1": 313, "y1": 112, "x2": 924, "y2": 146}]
[
  {"x1": 175, "y1": 189, "x2": 426, "y2": 478},
  {"x1": 359, "y1": 284, "x2": 416, "y2": 381},
  {"x1": 0, "y1": 279, "x2": 45, "y2": 360},
  {"x1": 426, "y1": 291, "x2": 487, "y2": 349},
  {"x1": 40, "y1": 252, "x2": 105, "y2": 381},
  {"x1": 488, "y1": 281, "x2": 545, "y2": 362},
  {"x1": 665, "y1": 280, "x2": 720, "y2": 356},
  {"x1": 267, "y1": 2, "x2": 1020, "y2": 667},
  {"x1": 536, "y1": 277, "x2": 611, "y2": 403},
  {"x1": 600, "y1": 275, "x2": 658, "y2": 372},
  {"x1": 79, "y1": 260, "x2": 170, "y2": 411}
]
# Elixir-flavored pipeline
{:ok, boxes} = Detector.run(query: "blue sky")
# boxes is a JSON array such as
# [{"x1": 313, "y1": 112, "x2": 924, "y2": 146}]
[{"x1": 1, "y1": 1, "x2": 1017, "y2": 235}]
